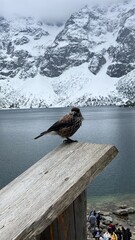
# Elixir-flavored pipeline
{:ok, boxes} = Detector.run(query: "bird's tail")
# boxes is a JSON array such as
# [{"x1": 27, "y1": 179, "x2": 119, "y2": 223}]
[{"x1": 34, "y1": 130, "x2": 49, "y2": 140}]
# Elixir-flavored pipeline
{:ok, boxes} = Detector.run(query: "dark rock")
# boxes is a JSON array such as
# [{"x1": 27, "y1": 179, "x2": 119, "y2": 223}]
[
  {"x1": 40, "y1": 44, "x2": 93, "y2": 77},
  {"x1": 0, "y1": 59, "x2": 7, "y2": 71},
  {"x1": 19, "y1": 60, "x2": 38, "y2": 79},
  {"x1": 0, "y1": 17, "x2": 10, "y2": 32},
  {"x1": 120, "y1": 8, "x2": 135, "y2": 26},
  {"x1": 0, "y1": 57, "x2": 20, "y2": 79},
  {"x1": 106, "y1": 63, "x2": 134, "y2": 77},
  {"x1": 0, "y1": 48, "x2": 35, "y2": 79},
  {"x1": 88, "y1": 54, "x2": 106, "y2": 75},
  {"x1": 19, "y1": 27, "x2": 49, "y2": 38},
  {"x1": 20, "y1": 27, "x2": 35, "y2": 35},
  {"x1": 6, "y1": 60, "x2": 18, "y2": 70},
  {"x1": 33, "y1": 29, "x2": 49, "y2": 40},
  {"x1": 14, "y1": 36, "x2": 30, "y2": 45},
  {"x1": 0, "y1": 70, "x2": 15, "y2": 77},
  {"x1": 33, "y1": 32, "x2": 43, "y2": 40},
  {"x1": 123, "y1": 101, "x2": 135, "y2": 107},
  {"x1": 107, "y1": 45, "x2": 116, "y2": 58},
  {"x1": 7, "y1": 41, "x2": 14, "y2": 55},
  {"x1": 107, "y1": 26, "x2": 135, "y2": 77},
  {"x1": 12, "y1": 50, "x2": 31, "y2": 59},
  {"x1": 0, "y1": 59, "x2": 19, "y2": 78},
  {"x1": 116, "y1": 27, "x2": 131, "y2": 44},
  {"x1": 11, "y1": 50, "x2": 32, "y2": 69},
  {"x1": 117, "y1": 75, "x2": 135, "y2": 101}
]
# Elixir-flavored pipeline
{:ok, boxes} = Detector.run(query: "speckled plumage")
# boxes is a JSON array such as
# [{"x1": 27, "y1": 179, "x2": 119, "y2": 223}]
[{"x1": 34, "y1": 107, "x2": 84, "y2": 142}]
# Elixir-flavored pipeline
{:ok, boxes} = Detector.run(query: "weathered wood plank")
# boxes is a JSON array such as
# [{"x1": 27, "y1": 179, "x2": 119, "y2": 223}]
[
  {"x1": 39, "y1": 190, "x2": 86, "y2": 240},
  {"x1": 0, "y1": 142, "x2": 118, "y2": 240},
  {"x1": 73, "y1": 190, "x2": 87, "y2": 240},
  {"x1": 57, "y1": 203, "x2": 75, "y2": 240}
]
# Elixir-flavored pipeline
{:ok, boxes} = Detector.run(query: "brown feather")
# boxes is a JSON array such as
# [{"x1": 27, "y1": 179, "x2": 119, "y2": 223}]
[{"x1": 34, "y1": 108, "x2": 83, "y2": 140}]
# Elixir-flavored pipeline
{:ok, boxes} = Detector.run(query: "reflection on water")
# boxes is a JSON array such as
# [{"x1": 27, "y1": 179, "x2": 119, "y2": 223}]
[{"x1": 0, "y1": 107, "x2": 135, "y2": 207}]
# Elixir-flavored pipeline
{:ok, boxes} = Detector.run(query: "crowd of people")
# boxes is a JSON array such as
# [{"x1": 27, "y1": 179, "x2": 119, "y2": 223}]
[{"x1": 88, "y1": 210, "x2": 132, "y2": 240}]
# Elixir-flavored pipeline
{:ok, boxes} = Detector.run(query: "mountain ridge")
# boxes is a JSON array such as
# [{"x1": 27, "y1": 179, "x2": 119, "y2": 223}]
[{"x1": 0, "y1": 1, "x2": 135, "y2": 108}]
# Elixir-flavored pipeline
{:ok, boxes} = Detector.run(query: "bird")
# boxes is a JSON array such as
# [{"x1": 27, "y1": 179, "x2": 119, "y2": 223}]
[{"x1": 34, "y1": 107, "x2": 84, "y2": 143}]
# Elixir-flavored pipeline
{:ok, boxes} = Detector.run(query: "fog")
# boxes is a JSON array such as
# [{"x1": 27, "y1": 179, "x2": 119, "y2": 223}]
[{"x1": 0, "y1": 0, "x2": 128, "y2": 21}]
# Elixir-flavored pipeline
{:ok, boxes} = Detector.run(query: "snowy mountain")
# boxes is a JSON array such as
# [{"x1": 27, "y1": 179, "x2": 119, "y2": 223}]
[{"x1": 0, "y1": 0, "x2": 135, "y2": 109}]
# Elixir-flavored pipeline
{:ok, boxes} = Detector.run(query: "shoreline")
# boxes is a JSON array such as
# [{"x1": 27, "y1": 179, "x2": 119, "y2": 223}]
[
  {"x1": 87, "y1": 193, "x2": 135, "y2": 208},
  {"x1": 87, "y1": 194, "x2": 135, "y2": 239}
]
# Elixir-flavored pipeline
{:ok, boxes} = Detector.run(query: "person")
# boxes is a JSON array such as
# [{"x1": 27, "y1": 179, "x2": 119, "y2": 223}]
[
  {"x1": 110, "y1": 230, "x2": 118, "y2": 240},
  {"x1": 115, "y1": 228, "x2": 122, "y2": 240},
  {"x1": 95, "y1": 228, "x2": 102, "y2": 240},
  {"x1": 108, "y1": 223, "x2": 116, "y2": 233},
  {"x1": 90, "y1": 209, "x2": 96, "y2": 216},
  {"x1": 96, "y1": 211, "x2": 102, "y2": 228},
  {"x1": 100, "y1": 232, "x2": 105, "y2": 240},
  {"x1": 122, "y1": 226, "x2": 126, "y2": 240},
  {"x1": 126, "y1": 228, "x2": 132, "y2": 240},
  {"x1": 103, "y1": 229, "x2": 111, "y2": 240},
  {"x1": 88, "y1": 212, "x2": 96, "y2": 230}
]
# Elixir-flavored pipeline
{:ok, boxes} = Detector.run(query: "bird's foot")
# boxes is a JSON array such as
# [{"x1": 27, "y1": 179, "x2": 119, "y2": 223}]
[{"x1": 63, "y1": 138, "x2": 78, "y2": 144}]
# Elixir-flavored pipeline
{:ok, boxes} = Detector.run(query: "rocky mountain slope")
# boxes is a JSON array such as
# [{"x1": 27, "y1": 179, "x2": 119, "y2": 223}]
[{"x1": 0, "y1": 0, "x2": 135, "y2": 108}]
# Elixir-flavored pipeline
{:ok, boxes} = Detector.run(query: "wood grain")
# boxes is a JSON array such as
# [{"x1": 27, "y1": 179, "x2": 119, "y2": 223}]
[
  {"x1": 0, "y1": 142, "x2": 118, "y2": 240},
  {"x1": 39, "y1": 190, "x2": 86, "y2": 240}
]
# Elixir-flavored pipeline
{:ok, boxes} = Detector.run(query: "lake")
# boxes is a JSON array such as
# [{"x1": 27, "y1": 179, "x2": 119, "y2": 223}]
[{"x1": 0, "y1": 106, "x2": 135, "y2": 207}]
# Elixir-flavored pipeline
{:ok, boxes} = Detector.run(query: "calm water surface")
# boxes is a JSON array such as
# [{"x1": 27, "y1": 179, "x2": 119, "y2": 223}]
[{"x1": 0, "y1": 107, "x2": 135, "y2": 205}]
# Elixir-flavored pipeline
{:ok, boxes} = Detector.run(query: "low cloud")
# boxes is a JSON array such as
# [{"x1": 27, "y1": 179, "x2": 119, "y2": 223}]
[{"x1": 0, "y1": 0, "x2": 127, "y2": 21}]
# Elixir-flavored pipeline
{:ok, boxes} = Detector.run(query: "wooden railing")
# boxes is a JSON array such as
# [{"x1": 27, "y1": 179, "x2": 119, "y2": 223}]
[{"x1": 0, "y1": 142, "x2": 118, "y2": 240}]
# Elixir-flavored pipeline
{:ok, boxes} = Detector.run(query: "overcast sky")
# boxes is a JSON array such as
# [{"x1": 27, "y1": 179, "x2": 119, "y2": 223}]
[{"x1": 0, "y1": 0, "x2": 126, "y2": 22}]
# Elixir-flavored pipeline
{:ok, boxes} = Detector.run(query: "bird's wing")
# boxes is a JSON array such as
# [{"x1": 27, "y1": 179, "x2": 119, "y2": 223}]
[
  {"x1": 47, "y1": 114, "x2": 73, "y2": 132},
  {"x1": 34, "y1": 114, "x2": 73, "y2": 139}
]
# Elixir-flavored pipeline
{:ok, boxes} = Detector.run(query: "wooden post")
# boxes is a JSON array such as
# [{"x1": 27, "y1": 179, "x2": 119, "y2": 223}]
[
  {"x1": 39, "y1": 190, "x2": 86, "y2": 240},
  {"x1": 0, "y1": 142, "x2": 118, "y2": 240}
]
